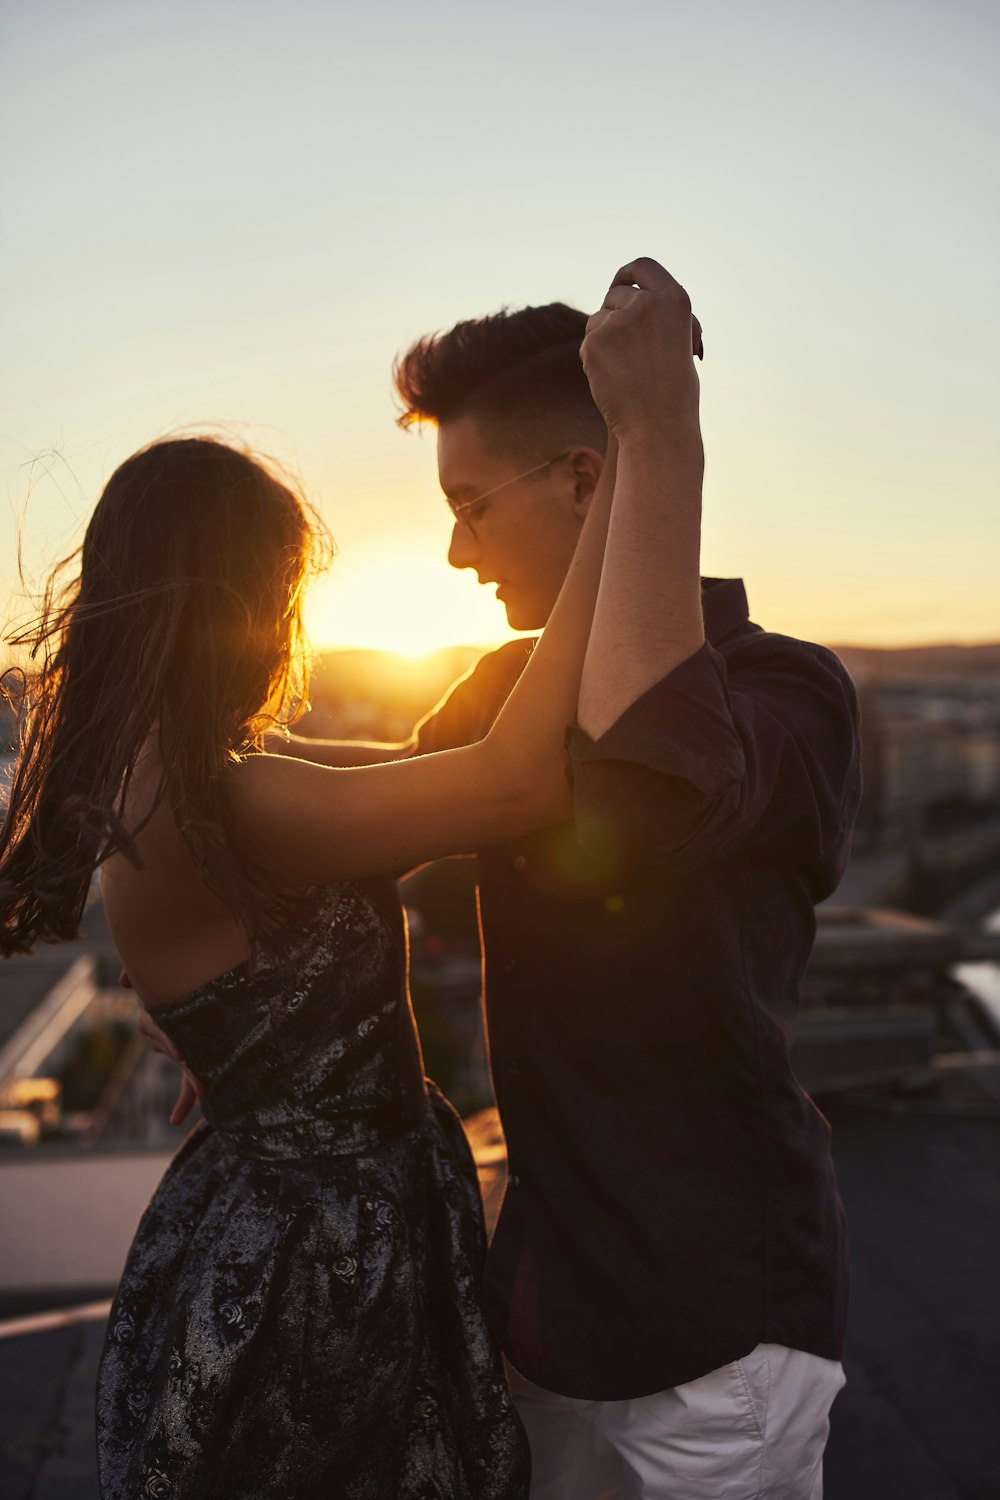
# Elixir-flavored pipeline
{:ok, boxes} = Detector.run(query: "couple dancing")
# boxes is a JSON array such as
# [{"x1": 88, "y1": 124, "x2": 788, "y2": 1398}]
[{"x1": 0, "y1": 257, "x2": 861, "y2": 1499}]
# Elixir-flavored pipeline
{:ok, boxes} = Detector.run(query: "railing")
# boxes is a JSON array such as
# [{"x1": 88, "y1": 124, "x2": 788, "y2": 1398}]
[
  {"x1": 0, "y1": 955, "x2": 98, "y2": 1089},
  {"x1": 0, "y1": 1297, "x2": 111, "y2": 1342}
]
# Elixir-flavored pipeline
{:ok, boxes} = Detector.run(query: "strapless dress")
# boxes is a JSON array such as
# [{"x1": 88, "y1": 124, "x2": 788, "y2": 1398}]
[{"x1": 96, "y1": 878, "x2": 530, "y2": 1499}]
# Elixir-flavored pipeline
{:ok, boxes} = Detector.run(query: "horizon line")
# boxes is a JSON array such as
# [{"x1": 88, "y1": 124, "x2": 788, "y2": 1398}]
[{"x1": 313, "y1": 636, "x2": 1000, "y2": 656}]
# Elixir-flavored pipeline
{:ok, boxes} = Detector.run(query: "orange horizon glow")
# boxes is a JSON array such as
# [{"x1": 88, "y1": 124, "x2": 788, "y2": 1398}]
[
  {"x1": 304, "y1": 555, "x2": 520, "y2": 658},
  {"x1": 303, "y1": 553, "x2": 1000, "y2": 659},
  {"x1": 307, "y1": 631, "x2": 1000, "y2": 661}
]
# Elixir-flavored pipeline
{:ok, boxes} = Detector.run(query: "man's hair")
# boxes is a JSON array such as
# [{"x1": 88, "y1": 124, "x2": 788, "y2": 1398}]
[{"x1": 393, "y1": 302, "x2": 608, "y2": 464}]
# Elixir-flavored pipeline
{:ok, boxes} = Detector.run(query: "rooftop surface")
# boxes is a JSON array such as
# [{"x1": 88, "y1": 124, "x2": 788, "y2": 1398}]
[
  {"x1": 822, "y1": 1090, "x2": 1000, "y2": 1500},
  {"x1": 2, "y1": 1084, "x2": 999, "y2": 1500}
]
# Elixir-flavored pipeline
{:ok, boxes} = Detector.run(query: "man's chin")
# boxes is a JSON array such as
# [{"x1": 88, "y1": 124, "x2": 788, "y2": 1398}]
[{"x1": 503, "y1": 598, "x2": 546, "y2": 633}]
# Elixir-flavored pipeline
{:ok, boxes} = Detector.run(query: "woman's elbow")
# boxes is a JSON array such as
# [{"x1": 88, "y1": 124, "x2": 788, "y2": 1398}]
[{"x1": 492, "y1": 743, "x2": 570, "y2": 833}]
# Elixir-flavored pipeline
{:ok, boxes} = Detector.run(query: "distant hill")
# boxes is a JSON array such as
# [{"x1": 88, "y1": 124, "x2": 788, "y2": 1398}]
[
  {"x1": 312, "y1": 645, "x2": 488, "y2": 710},
  {"x1": 307, "y1": 643, "x2": 1000, "y2": 720},
  {"x1": 830, "y1": 642, "x2": 1000, "y2": 683},
  {"x1": 301, "y1": 644, "x2": 508, "y2": 741}
]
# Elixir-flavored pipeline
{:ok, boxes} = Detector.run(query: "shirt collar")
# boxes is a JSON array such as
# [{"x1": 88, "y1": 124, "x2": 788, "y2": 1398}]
[{"x1": 701, "y1": 577, "x2": 749, "y2": 644}]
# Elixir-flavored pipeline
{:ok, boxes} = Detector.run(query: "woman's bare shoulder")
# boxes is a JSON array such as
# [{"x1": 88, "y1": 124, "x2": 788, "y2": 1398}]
[
  {"x1": 225, "y1": 751, "x2": 334, "y2": 807},
  {"x1": 222, "y1": 753, "x2": 340, "y2": 881}
]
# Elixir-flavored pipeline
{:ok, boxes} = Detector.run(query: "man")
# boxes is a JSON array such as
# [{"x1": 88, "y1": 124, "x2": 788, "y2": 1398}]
[{"x1": 153, "y1": 262, "x2": 860, "y2": 1498}]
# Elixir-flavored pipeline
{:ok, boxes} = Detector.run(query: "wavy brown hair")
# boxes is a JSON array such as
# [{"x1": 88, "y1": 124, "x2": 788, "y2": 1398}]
[{"x1": 0, "y1": 436, "x2": 330, "y2": 957}]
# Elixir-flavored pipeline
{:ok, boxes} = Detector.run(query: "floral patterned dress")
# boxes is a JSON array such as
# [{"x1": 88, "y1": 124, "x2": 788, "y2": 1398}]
[{"x1": 96, "y1": 879, "x2": 530, "y2": 1500}]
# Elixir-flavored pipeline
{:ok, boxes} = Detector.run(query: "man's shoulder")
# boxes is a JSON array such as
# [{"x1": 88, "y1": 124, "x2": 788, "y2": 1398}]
[
  {"x1": 723, "y1": 624, "x2": 860, "y2": 719},
  {"x1": 413, "y1": 637, "x2": 537, "y2": 754},
  {"x1": 719, "y1": 624, "x2": 863, "y2": 735},
  {"x1": 728, "y1": 622, "x2": 855, "y2": 682},
  {"x1": 450, "y1": 637, "x2": 537, "y2": 711}
]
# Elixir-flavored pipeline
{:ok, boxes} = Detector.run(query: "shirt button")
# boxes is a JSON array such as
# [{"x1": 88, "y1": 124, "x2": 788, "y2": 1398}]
[
  {"x1": 504, "y1": 958, "x2": 516, "y2": 974},
  {"x1": 505, "y1": 1061, "x2": 521, "y2": 1077},
  {"x1": 512, "y1": 854, "x2": 527, "y2": 871},
  {"x1": 508, "y1": 1174, "x2": 521, "y2": 1189}
]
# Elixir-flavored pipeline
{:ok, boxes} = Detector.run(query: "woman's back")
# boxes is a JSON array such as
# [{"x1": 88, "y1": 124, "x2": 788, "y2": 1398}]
[{"x1": 101, "y1": 751, "x2": 254, "y2": 1007}]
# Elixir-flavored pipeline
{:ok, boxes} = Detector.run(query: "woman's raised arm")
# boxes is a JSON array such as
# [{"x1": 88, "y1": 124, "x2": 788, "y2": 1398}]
[
  {"x1": 225, "y1": 440, "x2": 618, "y2": 887},
  {"x1": 228, "y1": 255, "x2": 704, "y2": 890}
]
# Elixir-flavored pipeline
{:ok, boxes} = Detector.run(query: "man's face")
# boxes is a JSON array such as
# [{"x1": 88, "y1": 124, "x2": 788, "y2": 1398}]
[{"x1": 437, "y1": 416, "x2": 601, "y2": 631}]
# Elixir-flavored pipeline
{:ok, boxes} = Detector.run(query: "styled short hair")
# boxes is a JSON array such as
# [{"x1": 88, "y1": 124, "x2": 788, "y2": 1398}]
[{"x1": 393, "y1": 302, "x2": 608, "y2": 464}]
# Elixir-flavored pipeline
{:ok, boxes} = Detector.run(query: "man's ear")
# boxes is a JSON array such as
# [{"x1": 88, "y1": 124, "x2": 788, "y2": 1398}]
[{"x1": 568, "y1": 447, "x2": 605, "y2": 518}]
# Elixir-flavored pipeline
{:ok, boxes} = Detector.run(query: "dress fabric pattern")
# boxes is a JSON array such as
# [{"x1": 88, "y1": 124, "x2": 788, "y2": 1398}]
[{"x1": 96, "y1": 879, "x2": 530, "y2": 1500}]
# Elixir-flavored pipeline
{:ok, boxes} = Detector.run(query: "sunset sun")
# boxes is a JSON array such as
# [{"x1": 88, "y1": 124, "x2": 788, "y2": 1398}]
[{"x1": 306, "y1": 554, "x2": 518, "y2": 657}]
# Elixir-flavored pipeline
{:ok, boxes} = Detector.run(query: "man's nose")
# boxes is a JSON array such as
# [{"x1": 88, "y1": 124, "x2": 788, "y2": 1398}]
[{"x1": 447, "y1": 520, "x2": 478, "y2": 571}]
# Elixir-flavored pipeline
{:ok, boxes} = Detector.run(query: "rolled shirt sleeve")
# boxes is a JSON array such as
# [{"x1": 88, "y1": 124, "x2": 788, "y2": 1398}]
[{"x1": 566, "y1": 636, "x2": 861, "y2": 901}]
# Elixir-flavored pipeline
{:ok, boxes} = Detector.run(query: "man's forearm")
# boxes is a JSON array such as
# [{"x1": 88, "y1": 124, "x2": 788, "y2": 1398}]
[
  {"x1": 576, "y1": 259, "x2": 706, "y2": 742},
  {"x1": 577, "y1": 432, "x2": 704, "y2": 741}
]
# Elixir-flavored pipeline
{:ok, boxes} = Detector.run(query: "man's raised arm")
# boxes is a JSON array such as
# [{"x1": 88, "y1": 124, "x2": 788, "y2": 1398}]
[
  {"x1": 577, "y1": 257, "x2": 706, "y2": 738},
  {"x1": 571, "y1": 258, "x2": 860, "y2": 891}
]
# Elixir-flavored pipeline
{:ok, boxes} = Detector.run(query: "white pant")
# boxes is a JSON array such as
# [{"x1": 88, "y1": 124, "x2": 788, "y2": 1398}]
[{"x1": 507, "y1": 1344, "x2": 846, "y2": 1500}]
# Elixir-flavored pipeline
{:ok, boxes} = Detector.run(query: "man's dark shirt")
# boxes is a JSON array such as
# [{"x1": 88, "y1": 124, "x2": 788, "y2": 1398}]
[{"x1": 413, "y1": 578, "x2": 861, "y2": 1400}]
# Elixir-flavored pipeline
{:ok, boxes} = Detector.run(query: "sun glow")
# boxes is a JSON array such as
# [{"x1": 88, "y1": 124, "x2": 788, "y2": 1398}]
[{"x1": 306, "y1": 554, "x2": 518, "y2": 657}]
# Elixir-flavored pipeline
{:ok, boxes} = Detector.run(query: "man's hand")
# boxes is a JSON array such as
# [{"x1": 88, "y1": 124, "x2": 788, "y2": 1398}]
[
  {"x1": 133, "y1": 993, "x2": 183, "y2": 1062},
  {"x1": 581, "y1": 257, "x2": 703, "y2": 448},
  {"x1": 126, "y1": 972, "x2": 205, "y2": 1127},
  {"x1": 169, "y1": 1069, "x2": 204, "y2": 1128}
]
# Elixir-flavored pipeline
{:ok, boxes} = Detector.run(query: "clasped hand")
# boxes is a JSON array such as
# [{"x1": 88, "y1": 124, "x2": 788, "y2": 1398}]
[{"x1": 581, "y1": 256, "x2": 703, "y2": 445}]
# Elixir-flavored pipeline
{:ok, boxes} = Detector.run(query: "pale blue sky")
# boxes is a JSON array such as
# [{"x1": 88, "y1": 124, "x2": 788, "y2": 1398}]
[{"x1": 2, "y1": 0, "x2": 997, "y2": 650}]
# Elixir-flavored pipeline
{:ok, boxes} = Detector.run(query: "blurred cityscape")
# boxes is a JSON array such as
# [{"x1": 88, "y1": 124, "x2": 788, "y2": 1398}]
[{"x1": 2, "y1": 639, "x2": 1000, "y2": 1497}]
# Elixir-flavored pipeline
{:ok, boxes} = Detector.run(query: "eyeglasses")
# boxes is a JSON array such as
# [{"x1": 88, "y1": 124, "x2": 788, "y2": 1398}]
[{"x1": 447, "y1": 450, "x2": 571, "y2": 539}]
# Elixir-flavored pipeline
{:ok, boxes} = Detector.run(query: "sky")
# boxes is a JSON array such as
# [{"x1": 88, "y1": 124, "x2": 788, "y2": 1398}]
[{"x1": 1, "y1": 0, "x2": 998, "y2": 655}]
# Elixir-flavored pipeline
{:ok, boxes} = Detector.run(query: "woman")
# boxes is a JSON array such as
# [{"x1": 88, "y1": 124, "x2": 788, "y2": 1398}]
[{"x1": 0, "y1": 262, "x2": 704, "y2": 1498}]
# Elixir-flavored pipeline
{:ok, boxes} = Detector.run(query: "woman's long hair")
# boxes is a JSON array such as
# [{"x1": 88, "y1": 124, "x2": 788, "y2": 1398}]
[{"x1": 0, "y1": 436, "x2": 330, "y2": 957}]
